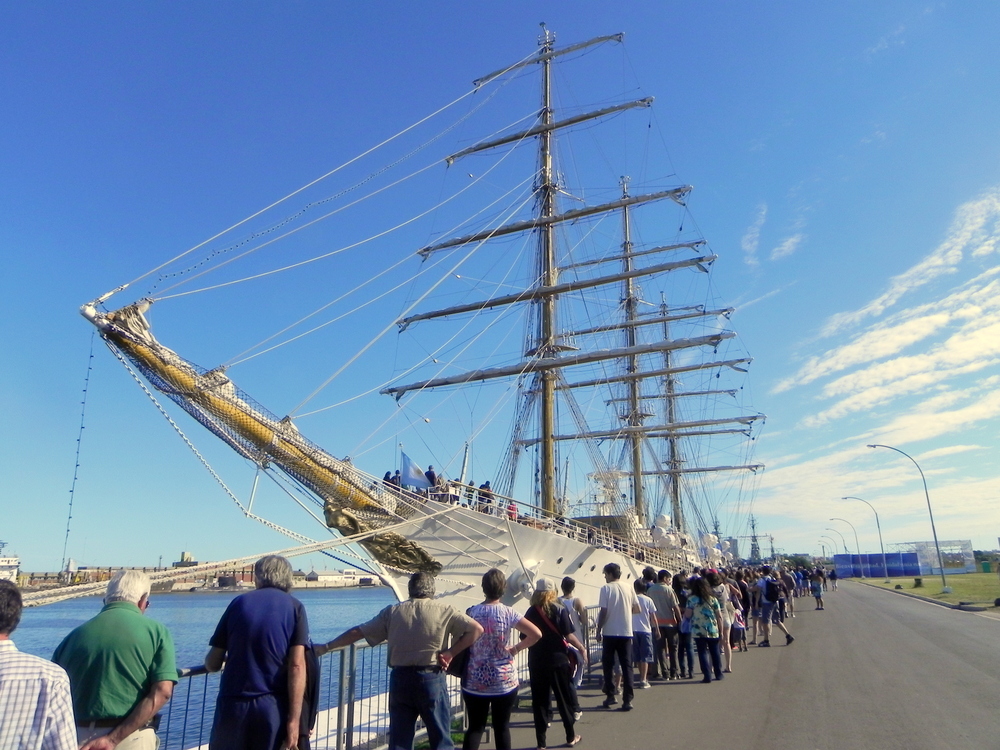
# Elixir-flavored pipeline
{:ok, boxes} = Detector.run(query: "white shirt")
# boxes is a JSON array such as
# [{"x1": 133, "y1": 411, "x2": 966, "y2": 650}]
[
  {"x1": 0, "y1": 639, "x2": 77, "y2": 750},
  {"x1": 599, "y1": 580, "x2": 638, "y2": 637},
  {"x1": 632, "y1": 594, "x2": 657, "y2": 634}
]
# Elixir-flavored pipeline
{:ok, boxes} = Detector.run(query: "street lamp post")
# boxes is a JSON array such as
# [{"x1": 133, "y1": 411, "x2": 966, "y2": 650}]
[
  {"x1": 820, "y1": 535, "x2": 840, "y2": 567},
  {"x1": 843, "y1": 496, "x2": 890, "y2": 582},
  {"x1": 825, "y1": 527, "x2": 849, "y2": 555},
  {"x1": 867, "y1": 444, "x2": 950, "y2": 593},
  {"x1": 830, "y1": 517, "x2": 863, "y2": 577}
]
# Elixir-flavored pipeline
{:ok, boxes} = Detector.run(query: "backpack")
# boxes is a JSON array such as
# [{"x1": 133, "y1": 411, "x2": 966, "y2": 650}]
[{"x1": 764, "y1": 578, "x2": 781, "y2": 603}]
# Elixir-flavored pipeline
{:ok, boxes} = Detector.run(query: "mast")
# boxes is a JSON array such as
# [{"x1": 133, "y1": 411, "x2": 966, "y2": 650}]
[
  {"x1": 662, "y1": 296, "x2": 684, "y2": 532},
  {"x1": 620, "y1": 177, "x2": 647, "y2": 524},
  {"x1": 381, "y1": 30, "x2": 763, "y2": 525},
  {"x1": 537, "y1": 25, "x2": 558, "y2": 514}
]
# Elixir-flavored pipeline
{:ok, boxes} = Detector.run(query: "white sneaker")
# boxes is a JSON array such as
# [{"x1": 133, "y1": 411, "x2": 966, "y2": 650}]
[
  {"x1": 573, "y1": 711, "x2": 583, "y2": 721},
  {"x1": 638, "y1": 680, "x2": 651, "y2": 689}
]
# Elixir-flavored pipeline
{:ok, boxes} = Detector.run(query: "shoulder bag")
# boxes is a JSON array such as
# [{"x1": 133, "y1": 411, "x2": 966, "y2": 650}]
[{"x1": 535, "y1": 605, "x2": 584, "y2": 686}]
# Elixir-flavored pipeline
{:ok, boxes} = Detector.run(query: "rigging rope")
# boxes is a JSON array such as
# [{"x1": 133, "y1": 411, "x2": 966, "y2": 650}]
[
  {"x1": 226, "y1": 168, "x2": 538, "y2": 370},
  {"x1": 127, "y1": 45, "x2": 541, "y2": 300},
  {"x1": 287, "y1": 184, "x2": 539, "y2": 416},
  {"x1": 119, "y1": 60, "x2": 534, "y2": 295},
  {"x1": 61, "y1": 332, "x2": 96, "y2": 573}
]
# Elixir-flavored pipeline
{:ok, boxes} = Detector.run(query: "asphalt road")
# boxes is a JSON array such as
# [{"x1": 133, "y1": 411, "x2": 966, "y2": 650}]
[{"x1": 503, "y1": 581, "x2": 1000, "y2": 750}]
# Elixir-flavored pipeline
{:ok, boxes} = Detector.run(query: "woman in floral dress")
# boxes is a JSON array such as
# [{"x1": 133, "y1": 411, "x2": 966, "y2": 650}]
[{"x1": 684, "y1": 575, "x2": 725, "y2": 683}]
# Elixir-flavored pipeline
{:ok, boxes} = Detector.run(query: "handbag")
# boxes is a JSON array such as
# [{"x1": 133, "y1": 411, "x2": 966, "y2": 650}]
[
  {"x1": 446, "y1": 606, "x2": 475, "y2": 678},
  {"x1": 535, "y1": 605, "x2": 584, "y2": 685},
  {"x1": 445, "y1": 646, "x2": 470, "y2": 678}
]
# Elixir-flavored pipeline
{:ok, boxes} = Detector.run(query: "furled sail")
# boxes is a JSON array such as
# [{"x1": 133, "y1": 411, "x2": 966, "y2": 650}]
[{"x1": 81, "y1": 298, "x2": 442, "y2": 574}]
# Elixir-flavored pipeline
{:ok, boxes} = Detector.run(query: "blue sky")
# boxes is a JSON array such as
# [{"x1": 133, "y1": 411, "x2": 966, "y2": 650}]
[{"x1": 3, "y1": 2, "x2": 999, "y2": 572}]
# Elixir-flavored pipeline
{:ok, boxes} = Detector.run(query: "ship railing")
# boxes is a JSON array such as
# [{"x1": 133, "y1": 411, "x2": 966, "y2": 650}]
[
  {"x1": 345, "y1": 463, "x2": 679, "y2": 570},
  {"x1": 159, "y1": 627, "x2": 609, "y2": 750}
]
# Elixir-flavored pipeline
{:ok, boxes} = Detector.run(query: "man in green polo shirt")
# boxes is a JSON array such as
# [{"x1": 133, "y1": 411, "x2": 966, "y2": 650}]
[{"x1": 53, "y1": 570, "x2": 177, "y2": 750}]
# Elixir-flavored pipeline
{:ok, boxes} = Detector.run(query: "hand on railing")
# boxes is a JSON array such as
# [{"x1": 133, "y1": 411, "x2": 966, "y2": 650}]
[{"x1": 178, "y1": 665, "x2": 211, "y2": 678}]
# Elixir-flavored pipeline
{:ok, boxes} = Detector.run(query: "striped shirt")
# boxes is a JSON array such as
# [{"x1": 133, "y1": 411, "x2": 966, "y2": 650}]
[{"x1": 0, "y1": 639, "x2": 77, "y2": 750}]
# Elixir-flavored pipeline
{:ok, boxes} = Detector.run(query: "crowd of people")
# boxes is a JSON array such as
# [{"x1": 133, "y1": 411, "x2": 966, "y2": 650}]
[
  {"x1": 589, "y1": 562, "x2": 837, "y2": 697},
  {"x1": 0, "y1": 557, "x2": 836, "y2": 750}
]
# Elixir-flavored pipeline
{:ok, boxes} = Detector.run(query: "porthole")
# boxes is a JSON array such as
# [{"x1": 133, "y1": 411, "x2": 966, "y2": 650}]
[{"x1": 557, "y1": 557, "x2": 563, "y2": 564}]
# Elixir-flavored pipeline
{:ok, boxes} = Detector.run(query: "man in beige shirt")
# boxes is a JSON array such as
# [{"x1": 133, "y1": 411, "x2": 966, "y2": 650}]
[{"x1": 319, "y1": 572, "x2": 482, "y2": 750}]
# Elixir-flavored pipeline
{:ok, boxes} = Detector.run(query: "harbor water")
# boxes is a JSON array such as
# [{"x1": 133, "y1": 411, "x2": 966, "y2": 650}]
[
  {"x1": 16, "y1": 586, "x2": 398, "y2": 748},
  {"x1": 16, "y1": 585, "x2": 395, "y2": 665}
]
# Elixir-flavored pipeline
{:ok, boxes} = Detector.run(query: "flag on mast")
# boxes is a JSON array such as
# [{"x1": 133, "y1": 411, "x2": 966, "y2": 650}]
[{"x1": 400, "y1": 452, "x2": 431, "y2": 489}]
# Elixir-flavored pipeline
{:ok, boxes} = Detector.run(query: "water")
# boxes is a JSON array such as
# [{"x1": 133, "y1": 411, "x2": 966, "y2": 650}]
[
  {"x1": 16, "y1": 587, "x2": 399, "y2": 749},
  {"x1": 16, "y1": 586, "x2": 396, "y2": 666}
]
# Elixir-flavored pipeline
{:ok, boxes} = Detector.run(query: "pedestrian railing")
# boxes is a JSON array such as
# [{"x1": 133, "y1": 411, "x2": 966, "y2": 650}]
[{"x1": 159, "y1": 610, "x2": 603, "y2": 750}]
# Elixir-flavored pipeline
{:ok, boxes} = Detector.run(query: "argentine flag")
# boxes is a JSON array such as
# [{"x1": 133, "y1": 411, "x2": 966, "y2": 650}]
[{"x1": 400, "y1": 452, "x2": 431, "y2": 489}]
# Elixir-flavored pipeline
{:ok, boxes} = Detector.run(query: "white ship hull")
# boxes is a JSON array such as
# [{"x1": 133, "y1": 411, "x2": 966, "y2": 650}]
[
  {"x1": 0, "y1": 556, "x2": 20, "y2": 584},
  {"x1": 375, "y1": 503, "x2": 690, "y2": 609}
]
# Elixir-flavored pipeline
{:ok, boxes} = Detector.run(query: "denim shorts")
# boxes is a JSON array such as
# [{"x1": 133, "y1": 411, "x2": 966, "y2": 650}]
[{"x1": 632, "y1": 632, "x2": 654, "y2": 663}]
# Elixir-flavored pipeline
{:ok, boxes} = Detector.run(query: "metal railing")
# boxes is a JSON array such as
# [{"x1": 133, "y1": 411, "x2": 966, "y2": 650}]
[{"x1": 159, "y1": 608, "x2": 602, "y2": 750}]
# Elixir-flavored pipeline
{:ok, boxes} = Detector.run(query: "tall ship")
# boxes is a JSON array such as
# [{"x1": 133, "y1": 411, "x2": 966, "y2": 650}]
[{"x1": 80, "y1": 30, "x2": 763, "y2": 608}]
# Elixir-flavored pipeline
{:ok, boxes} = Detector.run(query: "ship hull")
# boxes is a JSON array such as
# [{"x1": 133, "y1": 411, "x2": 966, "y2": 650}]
[{"x1": 375, "y1": 503, "x2": 690, "y2": 609}]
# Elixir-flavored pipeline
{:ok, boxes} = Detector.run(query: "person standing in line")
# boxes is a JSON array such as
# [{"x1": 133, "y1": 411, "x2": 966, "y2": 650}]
[
  {"x1": 754, "y1": 566, "x2": 794, "y2": 648},
  {"x1": 461, "y1": 569, "x2": 541, "y2": 750},
  {"x1": 559, "y1": 577, "x2": 589, "y2": 646},
  {"x1": 319, "y1": 571, "x2": 483, "y2": 750},
  {"x1": 595, "y1": 563, "x2": 640, "y2": 710},
  {"x1": 672, "y1": 573, "x2": 695, "y2": 679},
  {"x1": 647, "y1": 570, "x2": 681, "y2": 680},
  {"x1": 53, "y1": 570, "x2": 177, "y2": 750},
  {"x1": 685, "y1": 575, "x2": 724, "y2": 684},
  {"x1": 558, "y1": 576, "x2": 588, "y2": 719},
  {"x1": 631, "y1": 580, "x2": 657, "y2": 689},
  {"x1": 747, "y1": 570, "x2": 762, "y2": 645},
  {"x1": 524, "y1": 579, "x2": 585, "y2": 749},
  {"x1": 0, "y1": 580, "x2": 77, "y2": 750},
  {"x1": 205, "y1": 555, "x2": 310, "y2": 750},
  {"x1": 810, "y1": 570, "x2": 826, "y2": 610},
  {"x1": 705, "y1": 570, "x2": 736, "y2": 674}
]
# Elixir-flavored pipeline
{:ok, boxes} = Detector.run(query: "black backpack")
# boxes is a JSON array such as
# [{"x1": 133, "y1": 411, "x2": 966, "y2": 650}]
[{"x1": 764, "y1": 578, "x2": 781, "y2": 603}]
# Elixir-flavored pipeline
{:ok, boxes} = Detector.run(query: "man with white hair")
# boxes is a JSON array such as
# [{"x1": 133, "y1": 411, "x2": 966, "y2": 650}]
[{"x1": 53, "y1": 570, "x2": 177, "y2": 750}]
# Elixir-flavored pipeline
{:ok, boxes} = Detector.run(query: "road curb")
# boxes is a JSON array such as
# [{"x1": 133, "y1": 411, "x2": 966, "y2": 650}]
[{"x1": 851, "y1": 579, "x2": 989, "y2": 611}]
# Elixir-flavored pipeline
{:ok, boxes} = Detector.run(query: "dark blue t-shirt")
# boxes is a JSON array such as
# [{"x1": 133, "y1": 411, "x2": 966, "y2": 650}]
[{"x1": 210, "y1": 587, "x2": 310, "y2": 699}]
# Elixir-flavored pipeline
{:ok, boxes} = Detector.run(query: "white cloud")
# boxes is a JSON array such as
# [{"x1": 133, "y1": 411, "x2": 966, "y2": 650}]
[
  {"x1": 865, "y1": 25, "x2": 906, "y2": 59},
  {"x1": 755, "y1": 190, "x2": 1000, "y2": 554},
  {"x1": 821, "y1": 188, "x2": 1000, "y2": 336},
  {"x1": 736, "y1": 284, "x2": 794, "y2": 312},
  {"x1": 916, "y1": 445, "x2": 985, "y2": 461},
  {"x1": 741, "y1": 204, "x2": 767, "y2": 268},
  {"x1": 861, "y1": 128, "x2": 887, "y2": 145},
  {"x1": 769, "y1": 233, "x2": 804, "y2": 261}
]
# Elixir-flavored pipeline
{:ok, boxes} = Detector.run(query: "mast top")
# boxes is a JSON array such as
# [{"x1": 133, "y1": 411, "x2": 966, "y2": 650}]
[{"x1": 473, "y1": 31, "x2": 625, "y2": 88}]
